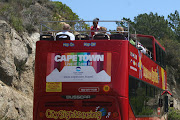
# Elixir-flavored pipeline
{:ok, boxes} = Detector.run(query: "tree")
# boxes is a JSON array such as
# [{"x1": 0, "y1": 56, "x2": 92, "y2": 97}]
[
  {"x1": 133, "y1": 12, "x2": 174, "y2": 40},
  {"x1": 121, "y1": 17, "x2": 136, "y2": 34},
  {"x1": 159, "y1": 38, "x2": 180, "y2": 83},
  {"x1": 53, "y1": 2, "x2": 79, "y2": 21},
  {"x1": 168, "y1": 10, "x2": 180, "y2": 42}
]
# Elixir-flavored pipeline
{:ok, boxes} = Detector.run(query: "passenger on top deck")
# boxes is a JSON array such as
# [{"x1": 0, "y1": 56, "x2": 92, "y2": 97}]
[
  {"x1": 116, "y1": 26, "x2": 125, "y2": 36},
  {"x1": 99, "y1": 26, "x2": 110, "y2": 40},
  {"x1": 138, "y1": 42, "x2": 146, "y2": 54},
  {"x1": 109, "y1": 26, "x2": 126, "y2": 40},
  {"x1": 129, "y1": 34, "x2": 136, "y2": 46},
  {"x1": 129, "y1": 39, "x2": 136, "y2": 46},
  {"x1": 90, "y1": 18, "x2": 100, "y2": 39},
  {"x1": 56, "y1": 23, "x2": 75, "y2": 41}
]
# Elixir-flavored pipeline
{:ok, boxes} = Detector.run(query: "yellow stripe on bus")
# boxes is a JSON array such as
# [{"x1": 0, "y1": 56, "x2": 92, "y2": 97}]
[{"x1": 161, "y1": 68, "x2": 165, "y2": 90}]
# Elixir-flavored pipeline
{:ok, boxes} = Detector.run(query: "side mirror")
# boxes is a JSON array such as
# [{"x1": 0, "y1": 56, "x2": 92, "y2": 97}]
[{"x1": 164, "y1": 96, "x2": 168, "y2": 112}]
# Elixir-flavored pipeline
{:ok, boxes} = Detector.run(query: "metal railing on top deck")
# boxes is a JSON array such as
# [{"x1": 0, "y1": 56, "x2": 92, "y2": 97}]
[{"x1": 40, "y1": 20, "x2": 136, "y2": 40}]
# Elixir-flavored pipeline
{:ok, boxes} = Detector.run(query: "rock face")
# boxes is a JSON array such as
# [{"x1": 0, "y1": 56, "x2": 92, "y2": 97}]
[
  {"x1": 0, "y1": 81, "x2": 33, "y2": 120},
  {"x1": 167, "y1": 66, "x2": 180, "y2": 110},
  {"x1": 0, "y1": 20, "x2": 39, "y2": 119}
]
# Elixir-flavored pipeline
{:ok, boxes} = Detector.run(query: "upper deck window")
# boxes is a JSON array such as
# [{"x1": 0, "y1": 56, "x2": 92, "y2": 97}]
[{"x1": 155, "y1": 43, "x2": 166, "y2": 68}]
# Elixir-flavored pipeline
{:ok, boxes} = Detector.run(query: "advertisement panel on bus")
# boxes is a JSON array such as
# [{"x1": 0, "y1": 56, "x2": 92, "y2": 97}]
[
  {"x1": 129, "y1": 44, "x2": 167, "y2": 90},
  {"x1": 46, "y1": 52, "x2": 111, "y2": 92}
]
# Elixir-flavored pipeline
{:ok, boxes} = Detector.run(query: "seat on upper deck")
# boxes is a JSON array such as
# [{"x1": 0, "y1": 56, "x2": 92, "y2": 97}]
[
  {"x1": 75, "y1": 34, "x2": 89, "y2": 40},
  {"x1": 93, "y1": 33, "x2": 109, "y2": 40},
  {"x1": 56, "y1": 34, "x2": 70, "y2": 41},
  {"x1": 110, "y1": 33, "x2": 125, "y2": 40},
  {"x1": 40, "y1": 34, "x2": 54, "y2": 41}
]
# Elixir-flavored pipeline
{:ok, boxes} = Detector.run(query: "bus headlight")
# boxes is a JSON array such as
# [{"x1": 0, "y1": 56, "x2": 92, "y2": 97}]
[{"x1": 103, "y1": 85, "x2": 110, "y2": 92}]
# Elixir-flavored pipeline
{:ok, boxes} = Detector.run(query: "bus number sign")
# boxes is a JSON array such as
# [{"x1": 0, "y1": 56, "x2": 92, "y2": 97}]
[
  {"x1": 78, "y1": 87, "x2": 100, "y2": 92},
  {"x1": 61, "y1": 95, "x2": 96, "y2": 100}
]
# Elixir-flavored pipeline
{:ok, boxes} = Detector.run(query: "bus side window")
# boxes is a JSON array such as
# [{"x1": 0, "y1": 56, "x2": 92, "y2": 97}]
[
  {"x1": 129, "y1": 76, "x2": 162, "y2": 116},
  {"x1": 155, "y1": 43, "x2": 166, "y2": 68},
  {"x1": 162, "y1": 50, "x2": 166, "y2": 68},
  {"x1": 155, "y1": 43, "x2": 160, "y2": 64}
]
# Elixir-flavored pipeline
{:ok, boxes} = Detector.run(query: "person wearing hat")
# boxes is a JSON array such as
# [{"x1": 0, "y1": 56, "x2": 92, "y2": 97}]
[
  {"x1": 116, "y1": 26, "x2": 124, "y2": 34},
  {"x1": 115, "y1": 26, "x2": 126, "y2": 40},
  {"x1": 90, "y1": 18, "x2": 100, "y2": 39},
  {"x1": 56, "y1": 23, "x2": 75, "y2": 40},
  {"x1": 99, "y1": 26, "x2": 110, "y2": 40}
]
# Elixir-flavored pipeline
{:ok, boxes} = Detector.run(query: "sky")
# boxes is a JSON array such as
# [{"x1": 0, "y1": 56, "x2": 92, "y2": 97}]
[{"x1": 52, "y1": 0, "x2": 180, "y2": 30}]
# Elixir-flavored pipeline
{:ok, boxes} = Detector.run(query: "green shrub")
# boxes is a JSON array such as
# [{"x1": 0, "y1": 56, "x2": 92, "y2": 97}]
[
  {"x1": 0, "y1": 3, "x2": 10, "y2": 15},
  {"x1": 52, "y1": 1, "x2": 79, "y2": 21},
  {"x1": 168, "y1": 108, "x2": 180, "y2": 120},
  {"x1": 25, "y1": 23, "x2": 36, "y2": 34},
  {"x1": 0, "y1": 0, "x2": 87, "y2": 34},
  {"x1": 9, "y1": 15, "x2": 24, "y2": 33}
]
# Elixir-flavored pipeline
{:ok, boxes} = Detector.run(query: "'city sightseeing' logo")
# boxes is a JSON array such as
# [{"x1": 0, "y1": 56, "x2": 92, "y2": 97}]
[{"x1": 46, "y1": 109, "x2": 102, "y2": 120}]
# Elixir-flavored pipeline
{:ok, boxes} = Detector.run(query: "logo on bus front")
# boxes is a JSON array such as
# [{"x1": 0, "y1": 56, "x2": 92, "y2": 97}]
[{"x1": 76, "y1": 67, "x2": 81, "y2": 72}]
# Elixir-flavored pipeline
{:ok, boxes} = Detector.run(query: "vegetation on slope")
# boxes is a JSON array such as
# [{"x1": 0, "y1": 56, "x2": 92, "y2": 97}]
[
  {"x1": 168, "y1": 108, "x2": 180, "y2": 120},
  {"x1": 0, "y1": 0, "x2": 79, "y2": 33}
]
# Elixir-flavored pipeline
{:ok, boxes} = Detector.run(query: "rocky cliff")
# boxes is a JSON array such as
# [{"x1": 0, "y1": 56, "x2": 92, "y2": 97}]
[
  {"x1": 167, "y1": 66, "x2": 180, "y2": 110},
  {"x1": 0, "y1": 20, "x2": 39, "y2": 119}
]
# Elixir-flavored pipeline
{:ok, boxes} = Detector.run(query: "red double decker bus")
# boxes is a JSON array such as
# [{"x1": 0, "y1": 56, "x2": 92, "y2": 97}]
[{"x1": 33, "y1": 21, "x2": 169, "y2": 120}]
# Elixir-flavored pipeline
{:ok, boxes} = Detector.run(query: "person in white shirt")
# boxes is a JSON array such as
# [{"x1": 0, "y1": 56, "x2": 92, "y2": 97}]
[
  {"x1": 137, "y1": 42, "x2": 146, "y2": 54},
  {"x1": 56, "y1": 24, "x2": 75, "y2": 41}
]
